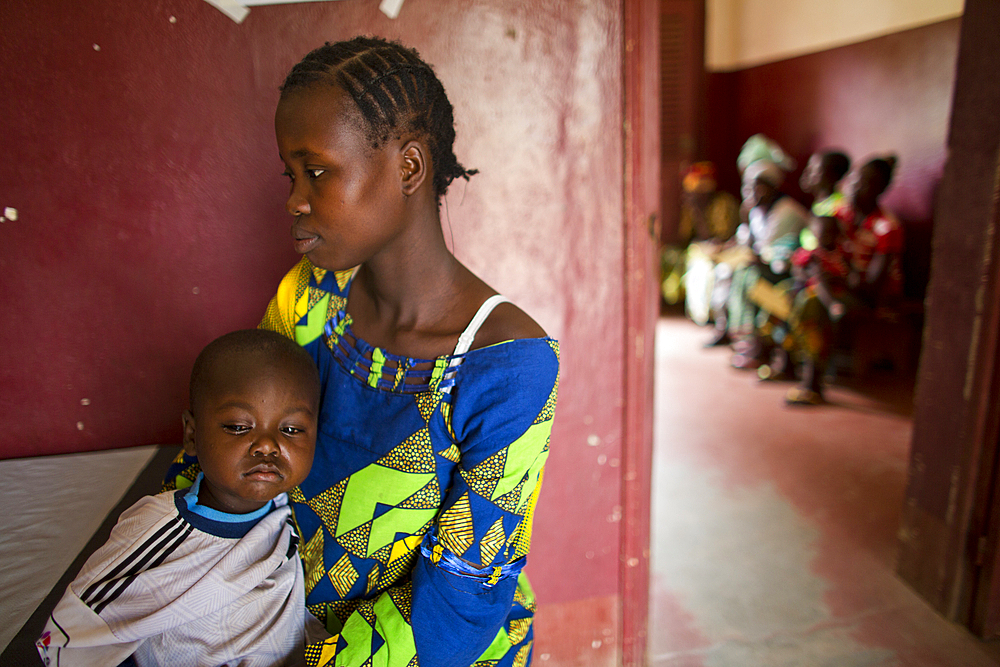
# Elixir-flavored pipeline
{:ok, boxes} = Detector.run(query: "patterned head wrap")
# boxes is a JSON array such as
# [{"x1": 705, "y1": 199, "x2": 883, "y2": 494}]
[
  {"x1": 737, "y1": 134, "x2": 796, "y2": 174},
  {"x1": 743, "y1": 159, "x2": 786, "y2": 188},
  {"x1": 682, "y1": 162, "x2": 718, "y2": 193}
]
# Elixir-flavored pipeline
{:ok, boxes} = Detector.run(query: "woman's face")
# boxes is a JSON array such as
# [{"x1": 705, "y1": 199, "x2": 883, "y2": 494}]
[
  {"x1": 742, "y1": 177, "x2": 774, "y2": 209},
  {"x1": 275, "y1": 84, "x2": 406, "y2": 272},
  {"x1": 844, "y1": 163, "x2": 886, "y2": 211},
  {"x1": 799, "y1": 154, "x2": 824, "y2": 194}
]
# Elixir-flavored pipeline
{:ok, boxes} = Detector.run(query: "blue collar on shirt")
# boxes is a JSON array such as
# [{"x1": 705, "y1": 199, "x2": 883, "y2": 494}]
[{"x1": 174, "y1": 472, "x2": 282, "y2": 539}]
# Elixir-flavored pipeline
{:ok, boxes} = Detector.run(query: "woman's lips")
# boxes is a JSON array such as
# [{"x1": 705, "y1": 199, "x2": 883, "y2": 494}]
[
  {"x1": 292, "y1": 225, "x2": 320, "y2": 254},
  {"x1": 293, "y1": 234, "x2": 320, "y2": 255}
]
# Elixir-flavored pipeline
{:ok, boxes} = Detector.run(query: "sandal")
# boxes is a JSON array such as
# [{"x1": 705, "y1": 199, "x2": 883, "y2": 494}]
[
  {"x1": 731, "y1": 352, "x2": 762, "y2": 370},
  {"x1": 704, "y1": 330, "x2": 732, "y2": 348},
  {"x1": 757, "y1": 364, "x2": 793, "y2": 382},
  {"x1": 785, "y1": 387, "x2": 824, "y2": 406}
]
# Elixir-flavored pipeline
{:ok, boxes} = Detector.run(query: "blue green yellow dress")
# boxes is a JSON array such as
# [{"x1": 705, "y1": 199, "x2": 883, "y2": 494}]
[{"x1": 165, "y1": 257, "x2": 559, "y2": 667}]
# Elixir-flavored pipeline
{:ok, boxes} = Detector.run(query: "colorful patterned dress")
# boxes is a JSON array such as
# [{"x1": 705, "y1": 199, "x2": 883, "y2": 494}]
[
  {"x1": 835, "y1": 205, "x2": 905, "y2": 302},
  {"x1": 165, "y1": 257, "x2": 559, "y2": 667}
]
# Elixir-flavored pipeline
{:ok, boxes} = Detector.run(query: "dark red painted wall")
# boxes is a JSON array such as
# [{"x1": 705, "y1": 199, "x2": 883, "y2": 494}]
[
  {"x1": 0, "y1": 0, "x2": 626, "y2": 612},
  {"x1": 704, "y1": 18, "x2": 961, "y2": 298}
]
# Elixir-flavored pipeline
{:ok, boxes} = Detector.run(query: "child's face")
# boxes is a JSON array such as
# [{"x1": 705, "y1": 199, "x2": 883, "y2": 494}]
[
  {"x1": 183, "y1": 358, "x2": 317, "y2": 514},
  {"x1": 275, "y1": 84, "x2": 407, "y2": 272}
]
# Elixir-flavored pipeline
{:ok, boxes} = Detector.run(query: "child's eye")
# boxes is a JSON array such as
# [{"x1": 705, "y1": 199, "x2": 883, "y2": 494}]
[
  {"x1": 223, "y1": 424, "x2": 250, "y2": 435},
  {"x1": 282, "y1": 171, "x2": 294, "y2": 182},
  {"x1": 305, "y1": 169, "x2": 325, "y2": 180},
  {"x1": 281, "y1": 426, "x2": 305, "y2": 436}
]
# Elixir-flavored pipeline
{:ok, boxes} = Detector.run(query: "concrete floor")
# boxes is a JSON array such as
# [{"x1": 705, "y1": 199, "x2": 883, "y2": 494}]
[{"x1": 649, "y1": 315, "x2": 1000, "y2": 667}]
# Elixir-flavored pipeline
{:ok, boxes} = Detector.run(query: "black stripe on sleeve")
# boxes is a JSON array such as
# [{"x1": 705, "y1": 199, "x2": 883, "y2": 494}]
[
  {"x1": 81, "y1": 516, "x2": 184, "y2": 603},
  {"x1": 83, "y1": 517, "x2": 189, "y2": 611},
  {"x1": 91, "y1": 522, "x2": 193, "y2": 615}
]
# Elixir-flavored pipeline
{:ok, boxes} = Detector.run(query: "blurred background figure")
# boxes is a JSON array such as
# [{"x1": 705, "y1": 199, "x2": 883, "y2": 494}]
[
  {"x1": 800, "y1": 150, "x2": 851, "y2": 216},
  {"x1": 783, "y1": 215, "x2": 852, "y2": 404},
  {"x1": 704, "y1": 136, "x2": 803, "y2": 347},
  {"x1": 838, "y1": 155, "x2": 904, "y2": 308},
  {"x1": 722, "y1": 157, "x2": 809, "y2": 359},
  {"x1": 783, "y1": 155, "x2": 904, "y2": 405},
  {"x1": 662, "y1": 162, "x2": 739, "y2": 325}
]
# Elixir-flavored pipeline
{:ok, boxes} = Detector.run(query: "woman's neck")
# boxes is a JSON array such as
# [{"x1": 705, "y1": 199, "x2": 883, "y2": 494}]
[
  {"x1": 854, "y1": 199, "x2": 878, "y2": 219},
  {"x1": 757, "y1": 191, "x2": 780, "y2": 213},
  {"x1": 814, "y1": 184, "x2": 834, "y2": 200},
  {"x1": 345, "y1": 197, "x2": 474, "y2": 350}
]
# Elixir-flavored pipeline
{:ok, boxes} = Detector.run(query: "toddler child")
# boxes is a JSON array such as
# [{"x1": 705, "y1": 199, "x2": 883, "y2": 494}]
[
  {"x1": 37, "y1": 329, "x2": 322, "y2": 667},
  {"x1": 785, "y1": 216, "x2": 852, "y2": 404},
  {"x1": 790, "y1": 215, "x2": 850, "y2": 320}
]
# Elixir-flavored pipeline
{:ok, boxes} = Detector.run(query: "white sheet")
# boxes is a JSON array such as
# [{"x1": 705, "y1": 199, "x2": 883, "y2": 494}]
[{"x1": 0, "y1": 446, "x2": 157, "y2": 652}]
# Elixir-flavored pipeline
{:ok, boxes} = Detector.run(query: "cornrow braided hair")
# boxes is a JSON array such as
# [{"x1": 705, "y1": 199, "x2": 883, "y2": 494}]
[{"x1": 280, "y1": 36, "x2": 477, "y2": 200}]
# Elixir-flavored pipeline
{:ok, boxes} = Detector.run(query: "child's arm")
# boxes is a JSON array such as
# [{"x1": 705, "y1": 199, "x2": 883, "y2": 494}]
[
  {"x1": 37, "y1": 583, "x2": 143, "y2": 667},
  {"x1": 37, "y1": 498, "x2": 169, "y2": 666}
]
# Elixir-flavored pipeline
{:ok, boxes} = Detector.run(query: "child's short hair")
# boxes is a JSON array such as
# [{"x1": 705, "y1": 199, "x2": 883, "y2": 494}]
[
  {"x1": 189, "y1": 329, "x2": 319, "y2": 412},
  {"x1": 279, "y1": 36, "x2": 476, "y2": 199}
]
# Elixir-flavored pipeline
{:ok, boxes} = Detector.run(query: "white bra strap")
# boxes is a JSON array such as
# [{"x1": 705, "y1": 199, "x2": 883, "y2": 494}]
[{"x1": 452, "y1": 295, "x2": 509, "y2": 357}]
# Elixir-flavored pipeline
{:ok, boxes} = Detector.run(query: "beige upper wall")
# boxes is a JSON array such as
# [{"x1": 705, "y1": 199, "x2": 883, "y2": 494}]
[{"x1": 707, "y1": 0, "x2": 964, "y2": 71}]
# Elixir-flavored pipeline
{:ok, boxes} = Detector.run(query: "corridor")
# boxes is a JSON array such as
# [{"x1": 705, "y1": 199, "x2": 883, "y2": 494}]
[{"x1": 649, "y1": 315, "x2": 1000, "y2": 666}]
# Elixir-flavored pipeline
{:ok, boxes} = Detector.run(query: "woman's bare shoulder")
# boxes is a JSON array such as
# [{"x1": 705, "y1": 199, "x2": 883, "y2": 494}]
[
  {"x1": 471, "y1": 300, "x2": 547, "y2": 350},
  {"x1": 454, "y1": 265, "x2": 547, "y2": 350}
]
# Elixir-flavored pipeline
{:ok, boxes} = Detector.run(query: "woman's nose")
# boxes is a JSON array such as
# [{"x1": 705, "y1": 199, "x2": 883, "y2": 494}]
[{"x1": 286, "y1": 186, "x2": 311, "y2": 217}]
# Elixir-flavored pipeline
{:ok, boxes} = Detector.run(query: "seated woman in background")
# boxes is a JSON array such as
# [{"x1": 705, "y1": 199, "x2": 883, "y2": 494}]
[
  {"x1": 784, "y1": 155, "x2": 903, "y2": 405},
  {"x1": 838, "y1": 155, "x2": 904, "y2": 307},
  {"x1": 662, "y1": 162, "x2": 739, "y2": 325},
  {"x1": 705, "y1": 135, "x2": 797, "y2": 346},
  {"x1": 750, "y1": 150, "x2": 851, "y2": 381},
  {"x1": 725, "y1": 159, "x2": 810, "y2": 365},
  {"x1": 800, "y1": 150, "x2": 851, "y2": 216}
]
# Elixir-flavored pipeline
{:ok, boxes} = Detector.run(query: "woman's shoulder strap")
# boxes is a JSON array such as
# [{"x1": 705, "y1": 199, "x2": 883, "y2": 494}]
[{"x1": 452, "y1": 294, "x2": 510, "y2": 356}]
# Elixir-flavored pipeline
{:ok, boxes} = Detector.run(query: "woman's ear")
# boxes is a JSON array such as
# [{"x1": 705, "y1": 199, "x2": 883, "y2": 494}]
[
  {"x1": 400, "y1": 141, "x2": 428, "y2": 197},
  {"x1": 182, "y1": 410, "x2": 198, "y2": 457}
]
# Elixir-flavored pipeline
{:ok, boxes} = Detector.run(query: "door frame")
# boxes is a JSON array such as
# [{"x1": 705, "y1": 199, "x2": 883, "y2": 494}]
[
  {"x1": 896, "y1": 0, "x2": 1000, "y2": 636},
  {"x1": 621, "y1": 0, "x2": 661, "y2": 662}
]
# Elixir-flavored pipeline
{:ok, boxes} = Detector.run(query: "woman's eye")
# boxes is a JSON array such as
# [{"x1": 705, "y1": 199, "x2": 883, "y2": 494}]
[
  {"x1": 306, "y1": 169, "x2": 325, "y2": 180},
  {"x1": 223, "y1": 424, "x2": 250, "y2": 435}
]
